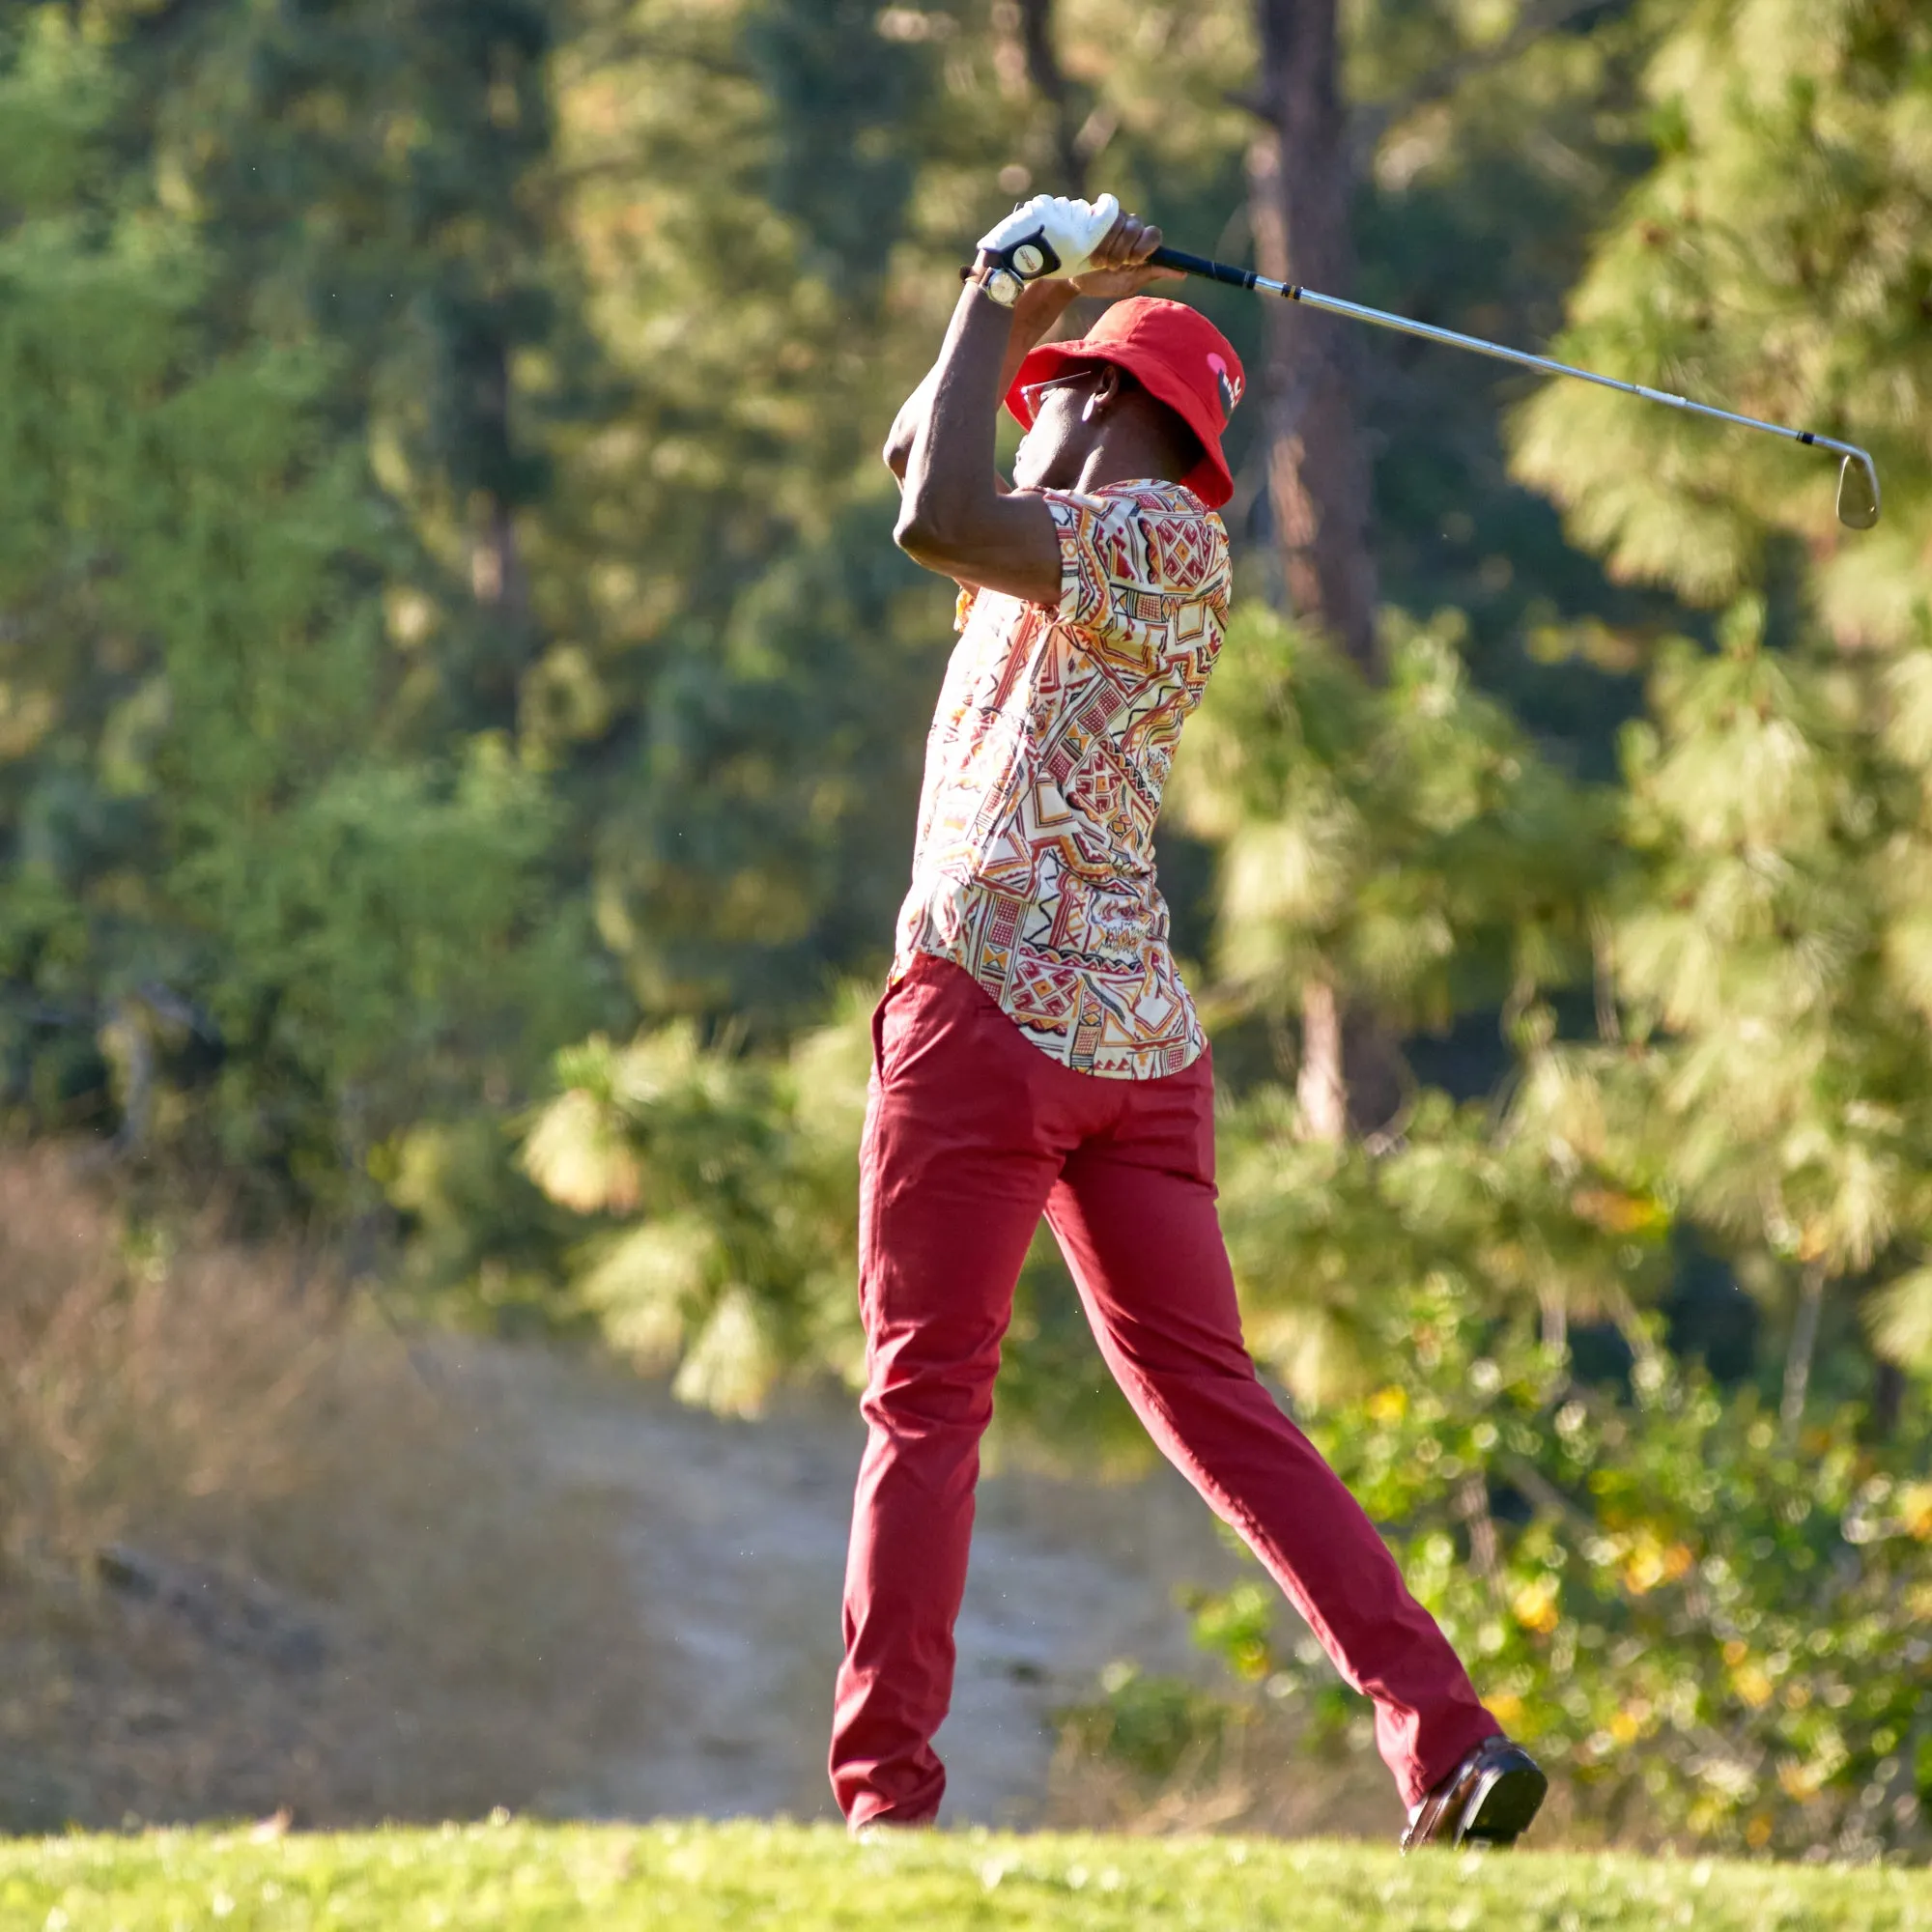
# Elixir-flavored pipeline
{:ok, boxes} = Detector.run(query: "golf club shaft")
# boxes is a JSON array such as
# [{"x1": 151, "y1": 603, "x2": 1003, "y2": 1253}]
[{"x1": 1148, "y1": 244, "x2": 1874, "y2": 476}]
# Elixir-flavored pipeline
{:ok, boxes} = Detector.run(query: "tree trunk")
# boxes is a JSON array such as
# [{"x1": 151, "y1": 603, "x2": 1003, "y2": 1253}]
[
  {"x1": 1015, "y1": 0, "x2": 1087, "y2": 194},
  {"x1": 1871, "y1": 1357, "x2": 1905, "y2": 1439},
  {"x1": 1295, "y1": 976, "x2": 1347, "y2": 1141},
  {"x1": 468, "y1": 344, "x2": 528, "y2": 618},
  {"x1": 1780, "y1": 1262, "x2": 1826, "y2": 1437},
  {"x1": 469, "y1": 497, "x2": 526, "y2": 612},
  {"x1": 1540, "y1": 1288, "x2": 1569, "y2": 1358},
  {"x1": 1457, "y1": 1472, "x2": 1505, "y2": 1610},
  {"x1": 1249, "y1": 0, "x2": 1379, "y2": 675},
  {"x1": 1252, "y1": 0, "x2": 1386, "y2": 1136},
  {"x1": 458, "y1": 339, "x2": 538, "y2": 731}
]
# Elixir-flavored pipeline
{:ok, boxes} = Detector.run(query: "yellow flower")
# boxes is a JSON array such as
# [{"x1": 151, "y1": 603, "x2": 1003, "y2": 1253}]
[
  {"x1": 1622, "y1": 1532, "x2": 1690, "y2": 1594},
  {"x1": 1570, "y1": 1186, "x2": 1667, "y2": 1235},
  {"x1": 1777, "y1": 1761, "x2": 1822, "y2": 1803},
  {"x1": 1732, "y1": 1665, "x2": 1775, "y2": 1709},
  {"x1": 1746, "y1": 1813, "x2": 1774, "y2": 1850},
  {"x1": 1722, "y1": 1639, "x2": 1749, "y2": 1667},
  {"x1": 1511, "y1": 1576, "x2": 1561, "y2": 1635},
  {"x1": 1624, "y1": 1548, "x2": 1663, "y2": 1593},
  {"x1": 1609, "y1": 1709, "x2": 1641, "y2": 1746},
  {"x1": 1487, "y1": 1691, "x2": 1525, "y2": 1728},
  {"x1": 1366, "y1": 1385, "x2": 1407, "y2": 1426},
  {"x1": 1900, "y1": 1483, "x2": 1932, "y2": 1541}
]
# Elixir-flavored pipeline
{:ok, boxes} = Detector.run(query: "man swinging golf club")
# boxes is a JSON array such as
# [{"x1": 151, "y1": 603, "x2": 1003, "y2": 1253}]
[{"x1": 830, "y1": 190, "x2": 1547, "y2": 1852}]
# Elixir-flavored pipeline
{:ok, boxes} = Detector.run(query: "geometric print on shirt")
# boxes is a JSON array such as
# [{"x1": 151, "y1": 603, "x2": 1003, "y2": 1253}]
[{"x1": 892, "y1": 478, "x2": 1232, "y2": 1079}]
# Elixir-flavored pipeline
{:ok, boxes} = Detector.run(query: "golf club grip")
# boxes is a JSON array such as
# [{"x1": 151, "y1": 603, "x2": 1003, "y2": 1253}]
[{"x1": 1149, "y1": 245, "x2": 1261, "y2": 292}]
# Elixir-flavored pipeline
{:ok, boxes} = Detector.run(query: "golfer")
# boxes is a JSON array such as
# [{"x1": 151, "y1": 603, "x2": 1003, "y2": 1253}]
[{"x1": 830, "y1": 192, "x2": 1546, "y2": 1852}]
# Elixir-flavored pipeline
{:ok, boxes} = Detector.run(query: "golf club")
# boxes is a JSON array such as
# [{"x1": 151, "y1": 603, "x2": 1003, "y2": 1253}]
[{"x1": 1149, "y1": 245, "x2": 1882, "y2": 530}]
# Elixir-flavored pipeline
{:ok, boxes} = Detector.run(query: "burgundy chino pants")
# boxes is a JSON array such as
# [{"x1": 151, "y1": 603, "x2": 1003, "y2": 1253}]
[{"x1": 829, "y1": 953, "x2": 1499, "y2": 1828}]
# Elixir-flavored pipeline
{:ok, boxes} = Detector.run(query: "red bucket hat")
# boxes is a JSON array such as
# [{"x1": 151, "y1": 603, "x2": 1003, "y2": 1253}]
[{"x1": 1007, "y1": 297, "x2": 1245, "y2": 511}]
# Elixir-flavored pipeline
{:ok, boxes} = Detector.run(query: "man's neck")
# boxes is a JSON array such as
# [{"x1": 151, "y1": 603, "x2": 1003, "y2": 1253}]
[{"x1": 1069, "y1": 430, "x2": 1182, "y2": 497}]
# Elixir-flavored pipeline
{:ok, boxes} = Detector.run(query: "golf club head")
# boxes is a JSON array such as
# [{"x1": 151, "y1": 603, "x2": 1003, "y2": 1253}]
[{"x1": 1836, "y1": 452, "x2": 1881, "y2": 529}]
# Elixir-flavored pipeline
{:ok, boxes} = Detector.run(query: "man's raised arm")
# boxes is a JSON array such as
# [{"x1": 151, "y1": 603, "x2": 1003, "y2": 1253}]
[
  {"x1": 881, "y1": 278, "x2": 1075, "y2": 487},
  {"x1": 884, "y1": 195, "x2": 1166, "y2": 605}
]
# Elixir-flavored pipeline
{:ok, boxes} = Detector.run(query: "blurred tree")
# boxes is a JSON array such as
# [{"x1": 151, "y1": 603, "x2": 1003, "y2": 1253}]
[
  {"x1": 1175, "y1": 605, "x2": 1611, "y2": 1054},
  {"x1": 1513, "y1": 0, "x2": 1931, "y2": 649},
  {"x1": 746, "y1": 0, "x2": 933, "y2": 276},
  {"x1": 0, "y1": 13, "x2": 578, "y2": 1213},
  {"x1": 1515, "y1": 603, "x2": 1932, "y2": 1423},
  {"x1": 101, "y1": 0, "x2": 568, "y2": 737},
  {"x1": 1011, "y1": 0, "x2": 1091, "y2": 194},
  {"x1": 1238, "y1": 0, "x2": 1657, "y2": 1133},
  {"x1": 1172, "y1": 600, "x2": 1618, "y2": 1378},
  {"x1": 1505, "y1": 0, "x2": 1932, "y2": 1415},
  {"x1": 539, "y1": 0, "x2": 958, "y2": 1026},
  {"x1": 522, "y1": 987, "x2": 876, "y2": 1412},
  {"x1": 1248, "y1": 0, "x2": 1380, "y2": 1136}
]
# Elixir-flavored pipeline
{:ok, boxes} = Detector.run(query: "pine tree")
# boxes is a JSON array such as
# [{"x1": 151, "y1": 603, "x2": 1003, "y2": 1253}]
[
  {"x1": 112, "y1": 0, "x2": 569, "y2": 734},
  {"x1": 0, "y1": 12, "x2": 575, "y2": 1210},
  {"x1": 1512, "y1": 0, "x2": 1932, "y2": 647},
  {"x1": 1504, "y1": 0, "x2": 1932, "y2": 1404}
]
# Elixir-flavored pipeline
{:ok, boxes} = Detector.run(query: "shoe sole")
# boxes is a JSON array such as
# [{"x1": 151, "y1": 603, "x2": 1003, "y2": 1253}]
[{"x1": 1456, "y1": 1759, "x2": 1548, "y2": 1848}]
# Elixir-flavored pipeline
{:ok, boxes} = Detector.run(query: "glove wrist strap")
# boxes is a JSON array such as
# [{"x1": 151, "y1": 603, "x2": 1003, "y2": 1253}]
[{"x1": 983, "y1": 227, "x2": 1063, "y2": 285}]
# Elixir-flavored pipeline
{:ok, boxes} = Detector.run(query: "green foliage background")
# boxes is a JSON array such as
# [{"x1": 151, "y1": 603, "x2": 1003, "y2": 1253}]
[{"x1": 2, "y1": 0, "x2": 1927, "y2": 1859}]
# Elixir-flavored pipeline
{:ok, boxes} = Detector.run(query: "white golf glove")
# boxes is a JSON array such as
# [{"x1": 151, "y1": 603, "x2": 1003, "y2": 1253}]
[{"x1": 977, "y1": 192, "x2": 1122, "y2": 283}]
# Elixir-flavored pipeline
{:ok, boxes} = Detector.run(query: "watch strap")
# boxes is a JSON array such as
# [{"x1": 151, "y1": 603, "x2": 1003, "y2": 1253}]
[{"x1": 963, "y1": 259, "x2": 1023, "y2": 307}]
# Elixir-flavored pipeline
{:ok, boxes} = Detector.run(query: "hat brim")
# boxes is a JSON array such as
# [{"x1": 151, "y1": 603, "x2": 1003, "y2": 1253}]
[{"x1": 1007, "y1": 339, "x2": 1236, "y2": 511}]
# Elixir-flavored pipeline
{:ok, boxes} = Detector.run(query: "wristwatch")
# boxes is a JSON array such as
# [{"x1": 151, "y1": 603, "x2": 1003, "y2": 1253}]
[
  {"x1": 971, "y1": 260, "x2": 1025, "y2": 307},
  {"x1": 963, "y1": 229, "x2": 1061, "y2": 308}
]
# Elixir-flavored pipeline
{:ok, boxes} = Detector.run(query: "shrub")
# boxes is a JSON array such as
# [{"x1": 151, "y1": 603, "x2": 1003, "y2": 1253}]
[
  {"x1": 0, "y1": 1148, "x2": 647, "y2": 1829},
  {"x1": 1185, "y1": 1279, "x2": 1932, "y2": 1861}
]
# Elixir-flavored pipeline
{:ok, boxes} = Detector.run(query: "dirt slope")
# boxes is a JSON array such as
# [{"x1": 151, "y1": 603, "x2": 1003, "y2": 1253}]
[{"x1": 519, "y1": 1354, "x2": 1246, "y2": 1828}]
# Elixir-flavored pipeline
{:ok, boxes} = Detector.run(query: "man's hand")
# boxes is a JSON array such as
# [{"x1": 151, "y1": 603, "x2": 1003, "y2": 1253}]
[
  {"x1": 976, "y1": 192, "x2": 1123, "y2": 281},
  {"x1": 1067, "y1": 208, "x2": 1181, "y2": 302}
]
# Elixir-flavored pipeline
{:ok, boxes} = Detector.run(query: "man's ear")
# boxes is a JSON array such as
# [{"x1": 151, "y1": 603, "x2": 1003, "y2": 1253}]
[{"x1": 1082, "y1": 364, "x2": 1125, "y2": 421}]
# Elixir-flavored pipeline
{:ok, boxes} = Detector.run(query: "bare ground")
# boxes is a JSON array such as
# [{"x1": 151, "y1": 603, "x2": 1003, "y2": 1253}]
[
  {"x1": 2, "y1": 1145, "x2": 1395, "y2": 1840},
  {"x1": 506, "y1": 1347, "x2": 1254, "y2": 1829}
]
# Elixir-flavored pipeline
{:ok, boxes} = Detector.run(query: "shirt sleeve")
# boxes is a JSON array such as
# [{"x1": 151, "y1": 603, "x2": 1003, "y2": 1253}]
[{"x1": 1041, "y1": 486, "x2": 1231, "y2": 668}]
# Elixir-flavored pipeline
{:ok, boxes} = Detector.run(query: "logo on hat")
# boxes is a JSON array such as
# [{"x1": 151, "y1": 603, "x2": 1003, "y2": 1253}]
[{"x1": 1208, "y1": 352, "x2": 1243, "y2": 421}]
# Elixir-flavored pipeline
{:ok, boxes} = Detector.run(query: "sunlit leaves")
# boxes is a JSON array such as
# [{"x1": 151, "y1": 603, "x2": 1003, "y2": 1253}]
[
  {"x1": 1173, "y1": 603, "x2": 1612, "y2": 1036},
  {"x1": 522, "y1": 987, "x2": 876, "y2": 1414},
  {"x1": 1187, "y1": 1276, "x2": 1932, "y2": 1858},
  {"x1": 1510, "y1": 0, "x2": 1932, "y2": 647}
]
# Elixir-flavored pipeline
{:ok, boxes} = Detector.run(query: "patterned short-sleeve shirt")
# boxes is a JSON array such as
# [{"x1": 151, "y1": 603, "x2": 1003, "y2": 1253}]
[{"x1": 893, "y1": 478, "x2": 1231, "y2": 1079}]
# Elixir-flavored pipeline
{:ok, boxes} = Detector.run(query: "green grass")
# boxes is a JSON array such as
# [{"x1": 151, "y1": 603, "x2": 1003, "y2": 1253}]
[{"x1": 3, "y1": 1821, "x2": 1928, "y2": 1930}]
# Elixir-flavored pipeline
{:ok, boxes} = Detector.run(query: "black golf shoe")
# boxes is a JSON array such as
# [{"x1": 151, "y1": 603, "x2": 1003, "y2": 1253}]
[{"x1": 1401, "y1": 1735, "x2": 1548, "y2": 1853}]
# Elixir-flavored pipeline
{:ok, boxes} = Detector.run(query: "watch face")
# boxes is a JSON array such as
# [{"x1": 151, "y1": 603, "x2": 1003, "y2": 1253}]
[
  {"x1": 987, "y1": 268, "x2": 1022, "y2": 306},
  {"x1": 1012, "y1": 242, "x2": 1045, "y2": 277}
]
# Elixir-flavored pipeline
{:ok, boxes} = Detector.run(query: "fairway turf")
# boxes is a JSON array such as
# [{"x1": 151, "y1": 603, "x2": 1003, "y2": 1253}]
[{"x1": 2, "y1": 1821, "x2": 1928, "y2": 1930}]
